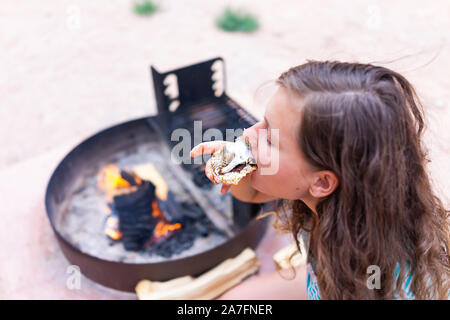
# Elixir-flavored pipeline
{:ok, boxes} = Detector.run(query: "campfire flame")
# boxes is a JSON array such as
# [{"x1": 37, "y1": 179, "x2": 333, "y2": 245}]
[
  {"x1": 98, "y1": 164, "x2": 182, "y2": 241},
  {"x1": 154, "y1": 221, "x2": 182, "y2": 238},
  {"x1": 104, "y1": 216, "x2": 122, "y2": 240},
  {"x1": 98, "y1": 164, "x2": 141, "y2": 202},
  {"x1": 152, "y1": 201, "x2": 182, "y2": 237}
]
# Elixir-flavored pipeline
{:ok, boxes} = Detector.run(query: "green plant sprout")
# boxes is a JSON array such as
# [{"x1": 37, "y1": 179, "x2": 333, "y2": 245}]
[
  {"x1": 216, "y1": 7, "x2": 259, "y2": 33},
  {"x1": 134, "y1": 0, "x2": 158, "y2": 16}
]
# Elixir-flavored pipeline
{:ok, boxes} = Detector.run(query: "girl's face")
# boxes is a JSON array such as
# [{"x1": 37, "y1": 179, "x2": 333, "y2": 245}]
[{"x1": 243, "y1": 86, "x2": 317, "y2": 201}]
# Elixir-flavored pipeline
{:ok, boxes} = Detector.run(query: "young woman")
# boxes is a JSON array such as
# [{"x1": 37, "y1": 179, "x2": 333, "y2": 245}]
[{"x1": 190, "y1": 61, "x2": 449, "y2": 299}]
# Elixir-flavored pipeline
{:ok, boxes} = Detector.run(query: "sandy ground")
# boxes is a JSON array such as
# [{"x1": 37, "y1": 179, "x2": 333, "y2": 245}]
[{"x1": 0, "y1": 0, "x2": 449, "y2": 299}]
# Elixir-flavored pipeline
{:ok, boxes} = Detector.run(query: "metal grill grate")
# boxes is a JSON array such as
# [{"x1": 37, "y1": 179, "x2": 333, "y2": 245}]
[{"x1": 149, "y1": 58, "x2": 258, "y2": 190}]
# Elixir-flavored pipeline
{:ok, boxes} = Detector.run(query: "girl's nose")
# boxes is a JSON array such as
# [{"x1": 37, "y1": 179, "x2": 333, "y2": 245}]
[{"x1": 243, "y1": 121, "x2": 263, "y2": 153}]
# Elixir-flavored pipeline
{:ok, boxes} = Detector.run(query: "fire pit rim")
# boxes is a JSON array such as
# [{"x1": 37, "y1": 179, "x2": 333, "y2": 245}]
[{"x1": 45, "y1": 115, "x2": 269, "y2": 267}]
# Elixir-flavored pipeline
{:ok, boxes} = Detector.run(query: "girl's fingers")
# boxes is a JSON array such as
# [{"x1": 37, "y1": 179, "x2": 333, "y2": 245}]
[
  {"x1": 190, "y1": 141, "x2": 227, "y2": 158},
  {"x1": 220, "y1": 184, "x2": 231, "y2": 194}
]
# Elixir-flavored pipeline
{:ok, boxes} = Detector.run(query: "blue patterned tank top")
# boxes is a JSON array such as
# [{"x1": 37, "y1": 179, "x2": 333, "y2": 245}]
[{"x1": 302, "y1": 231, "x2": 415, "y2": 300}]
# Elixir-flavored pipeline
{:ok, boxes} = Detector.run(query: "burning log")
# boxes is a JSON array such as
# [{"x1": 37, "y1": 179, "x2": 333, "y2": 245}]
[
  {"x1": 135, "y1": 248, "x2": 260, "y2": 300},
  {"x1": 98, "y1": 164, "x2": 184, "y2": 251},
  {"x1": 114, "y1": 180, "x2": 157, "y2": 251},
  {"x1": 155, "y1": 191, "x2": 188, "y2": 223}
]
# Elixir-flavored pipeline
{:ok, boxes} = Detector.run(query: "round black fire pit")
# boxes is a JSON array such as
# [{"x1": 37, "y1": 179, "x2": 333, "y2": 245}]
[{"x1": 45, "y1": 116, "x2": 271, "y2": 292}]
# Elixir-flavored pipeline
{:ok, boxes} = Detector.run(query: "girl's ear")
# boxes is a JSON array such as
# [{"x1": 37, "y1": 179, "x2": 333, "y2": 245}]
[{"x1": 309, "y1": 170, "x2": 339, "y2": 199}]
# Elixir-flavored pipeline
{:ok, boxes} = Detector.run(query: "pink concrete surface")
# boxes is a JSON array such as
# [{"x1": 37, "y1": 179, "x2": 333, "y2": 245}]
[{"x1": 1, "y1": 0, "x2": 449, "y2": 299}]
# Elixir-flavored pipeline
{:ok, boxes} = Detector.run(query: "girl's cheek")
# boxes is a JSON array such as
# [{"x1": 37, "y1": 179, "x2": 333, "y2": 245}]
[
  {"x1": 257, "y1": 143, "x2": 272, "y2": 165},
  {"x1": 254, "y1": 144, "x2": 277, "y2": 175},
  {"x1": 255, "y1": 130, "x2": 274, "y2": 166}
]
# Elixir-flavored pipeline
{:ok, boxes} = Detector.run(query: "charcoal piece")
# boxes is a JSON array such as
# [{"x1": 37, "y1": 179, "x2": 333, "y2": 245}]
[
  {"x1": 178, "y1": 230, "x2": 194, "y2": 243},
  {"x1": 193, "y1": 172, "x2": 213, "y2": 189},
  {"x1": 123, "y1": 240, "x2": 145, "y2": 251},
  {"x1": 142, "y1": 199, "x2": 221, "y2": 258},
  {"x1": 120, "y1": 170, "x2": 140, "y2": 186},
  {"x1": 160, "y1": 251, "x2": 171, "y2": 258},
  {"x1": 173, "y1": 247, "x2": 183, "y2": 255},
  {"x1": 169, "y1": 242, "x2": 179, "y2": 253},
  {"x1": 151, "y1": 241, "x2": 172, "y2": 258},
  {"x1": 185, "y1": 232, "x2": 196, "y2": 242},
  {"x1": 195, "y1": 223, "x2": 209, "y2": 237},
  {"x1": 113, "y1": 181, "x2": 156, "y2": 209},
  {"x1": 180, "y1": 201, "x2": 204, "y2": 219},
  {"x1": 176, "y1": 231, "x2": 187, "y2": 241},
  {"x1": 155, "y1": 191, "x2": 185, "y2": 223},
  {"x1": 181, "y1": 241, "x2": 193, "y2": 250}
]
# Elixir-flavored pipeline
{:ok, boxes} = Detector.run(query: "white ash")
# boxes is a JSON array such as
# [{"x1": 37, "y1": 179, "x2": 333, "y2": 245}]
[{"x1": 56, "y1": 142, "x2": 230, "y2": 263}]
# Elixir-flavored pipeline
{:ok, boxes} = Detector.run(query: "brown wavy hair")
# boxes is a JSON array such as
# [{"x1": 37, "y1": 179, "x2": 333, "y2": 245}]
[{"x1": 274, "y1": 60, "x2": 449, "y2": 299}]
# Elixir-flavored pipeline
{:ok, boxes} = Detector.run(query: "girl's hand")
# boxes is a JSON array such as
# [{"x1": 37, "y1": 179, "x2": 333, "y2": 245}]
[{"x1": 189, "y1": 141, "x2": 232, "y2": 194}]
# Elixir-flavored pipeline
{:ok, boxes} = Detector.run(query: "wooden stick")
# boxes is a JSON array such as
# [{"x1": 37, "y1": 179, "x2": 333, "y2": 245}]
[
  {"x1": 272, "y1": 240, "x2": 307, "y2": 270},
  {"x1": 135, "y1": 248, "x2": 260, "y2": 300}
]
